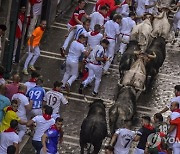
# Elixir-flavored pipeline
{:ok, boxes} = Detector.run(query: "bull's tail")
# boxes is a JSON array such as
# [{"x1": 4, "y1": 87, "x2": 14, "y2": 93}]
[{"x1": 87, "y1": 122, "x2": 96, "y2": 154}]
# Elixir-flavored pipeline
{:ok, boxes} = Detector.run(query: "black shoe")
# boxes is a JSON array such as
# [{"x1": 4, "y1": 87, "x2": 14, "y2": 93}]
[
  {"x1": 79, "y1": 84, "x2": 84, "y2": 94},
  {"x1": 92, "y1": 91, "x2": 98, "y2": 97},
  {"x1": 60, "y1": 47, "x2": 65, "y2": 57},
  {"x1": 65, "y1": 82, "x2": 70, "y2": 93}
]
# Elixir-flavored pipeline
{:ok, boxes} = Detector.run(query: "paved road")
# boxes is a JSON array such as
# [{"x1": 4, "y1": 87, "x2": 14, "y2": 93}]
[{"x1": 18, "y1": 1, "x2": 180, "y2": 153}]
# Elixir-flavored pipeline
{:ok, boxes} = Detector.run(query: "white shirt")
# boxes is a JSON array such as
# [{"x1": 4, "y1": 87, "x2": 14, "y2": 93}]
[
  {"x1": 120, "y1": 17, "x2": 136, "y2": 35},
  {"x1": 0, "y1": 78, "x2": 5, "y2": 85},
  {"x1": 90, "y1": 12, "x2": 104, "y2": 31},
  {"x1": 116, "y1": 4, "x2": 130, "y2": 17},
  {"x1": 104, "y1": 20, "x2": 120, "y2": 39},
  {"x1": 12, "y1": 93, "x2": 29, "y2": 120},
  {"x1": 145, "y1": 0, "x2": 158, "y2": 14},
  {"x1": 67, "y1": 40, "x2": 85, "y2": 63},
  {"x1": 74, "y1": 25, "x2": 88, "y2": 40},
  {"x1": 135, "y1": 0, "x2": 146, "y2": 16},
  {"x1": 114, "y1": 128, "x2": 135, "y2": 154},
  {"x1": 0, "y1": 132, "x2": 19, "y2": 154},
  {"x1": 24, "y1": 81, "x2": 36, "y2": 93},
  {"x1": 44, "y1": 90, "x2": 68, "y2": 114},
  {"x1": 87, "y1": 32, "x2": 103, "y2": 48},
  {"x1": 170, "y1": 111, "x2": 180, "y2": 138},
  {"x1": 167, "y1": 96, "x2": 180, "y2": 109},
  {"x1": 32, "y1": 115, "x2": 55, "y2": 141},
  {"x1": 89, "y1": 45, "x2": 105, "y2": 65},
  {"x1": 32, "y1": 0, "x2": 43, "y2": 16}
]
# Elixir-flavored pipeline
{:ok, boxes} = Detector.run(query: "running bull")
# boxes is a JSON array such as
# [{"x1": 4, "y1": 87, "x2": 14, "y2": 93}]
[
  {"x1": 80, "y1": 99, "x2": 107, "y2": 154},
  {"x1": 109, "y1": 86, "x2": 136, "y2": 134},
  {"x1": 119, "y1": 40, "x2": 140, "y2": 78},
  {"x1": 145, "y1": 36, "x2": 166, "y2": 86}
]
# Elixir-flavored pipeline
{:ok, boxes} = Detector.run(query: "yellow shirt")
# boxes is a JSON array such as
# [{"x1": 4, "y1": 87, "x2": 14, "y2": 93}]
[
  {"x1": 28, "y1": 26, "x2": 44, "y2": 47},
  {"x1": 0, "y1": 106, "x2": 20, "y2": 132}
]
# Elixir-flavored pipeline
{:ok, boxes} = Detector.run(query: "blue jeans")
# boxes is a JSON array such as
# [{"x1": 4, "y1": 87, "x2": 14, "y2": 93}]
[{"x1": 32, "y1": 140, "x2": 42, "y2": 154}]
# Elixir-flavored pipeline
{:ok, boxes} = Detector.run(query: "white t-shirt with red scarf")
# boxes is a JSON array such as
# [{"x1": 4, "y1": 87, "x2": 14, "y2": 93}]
[
  {"x1": 29, "y1": 0, "x2": 43, "y2": 16},
  {"x1": 87, "y1": 31, "x2": 103, "y2": 48}
]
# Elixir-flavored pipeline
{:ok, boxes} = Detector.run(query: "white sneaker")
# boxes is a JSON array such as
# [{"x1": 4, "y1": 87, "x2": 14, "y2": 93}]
[
  {"x1": 29, "y1": 65, "x2": 36, "y2": 71},
  {"x1": 23, "y1": 69, "x2": 29, "y2": 75}
]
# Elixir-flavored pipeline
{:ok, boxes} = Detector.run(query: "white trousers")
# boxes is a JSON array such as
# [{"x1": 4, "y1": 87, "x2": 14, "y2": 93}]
[
  {"x1": 82, "y1": 63, "x2": 103, "y2": 93},
  {"x1": 119, "y1": 34, "x2": 130, "y2": 54},
  {"x1": 18, "y1": 120, "x2": 27, "y2": 142},
  {"x1": 134, "y1": 148, "x2": 144, "y2": 154},
  {"x1": 24, "y1": 46, "x2": 40, "y2": 69},
  {"x1": 28, "y1": 15, "x2": 39, "y2": 38},
  {"x1": 13, "y1": 38, "x2": 19, "y2": 61},
  {"x1": 174, "y1": 11, "x2": 180, "y2": 30},
  {"x1": 62, "y1": 24, "x2": 75, "y2": 50},
  {"x1": 62, "y1": 60, "x2": 78, "y2": 87},
  {"x1": 103, "y1": 39, "x2": 115, "y2": 72},
  {"x1": 173, "y1": 142, "x2": 180, "y2": 154}
]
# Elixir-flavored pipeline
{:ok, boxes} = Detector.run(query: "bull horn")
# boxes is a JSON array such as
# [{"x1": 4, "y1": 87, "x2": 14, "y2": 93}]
[
  {"x1": 134, "y1": 50, "x2": 141, "y2": 55},
  {"x1": 148, "y1": 52, "x2": 156, "y2": 59}
]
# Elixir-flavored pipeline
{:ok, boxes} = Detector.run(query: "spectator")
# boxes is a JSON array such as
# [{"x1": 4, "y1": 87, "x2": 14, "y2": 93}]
[
  {"x1": 134, "y1": 116, "x2": 156, "y2": 154},
  {"x1": 12, "y1": 6, "x2": 26, "y2": 63},
  {"x1": 0, "y1": 65, "x2": 5, "y2": 85},
  {"x1": 0, "y1": 84, "x2": 11, "y2": 123},
  {"x1": 41, "y1": 117, "x2": 64, "y2": 154},
  {"x1": 0, "y1": 24, "x2": 7, "y2": 58},
  {"x1": 24, "y1": 71, "x2": 40, "y2": 92},
  {"x1": 27, "y1": 105, "x2": 55, "y2": 154},
  {"x1": 7, "y1": 145, "x2": 16, "y2": 154},
  {"x1": 159, "y1": 85, "x2": 180, "y2": 114},
  {"x1": 0, "y1": 120, "x2": 19, "y2": 154},
  {"x1": 43, "y1": 81, "x2": 68, "y2": 120},
  {"x1": 27, "y1": 78, "x2": 45, "y2": 117},
  {"x1": 167, "y1": 102, "x2": 180, "y2": 154},
  {"x1": 23, "y1": 20, "x2": 46, "y2": 75},
  {"x1": 5, "y1": 74, "x2": 20, "y2": 100},
  {"x1": 0, "y1": 99, "x2": 27, "y2": 132},
  {"x1": 12, "y1": 84, "x2": 31, "y2": 142},
  {"x1": 28, "y1": 0, "x2": 43, "y2": 38}
]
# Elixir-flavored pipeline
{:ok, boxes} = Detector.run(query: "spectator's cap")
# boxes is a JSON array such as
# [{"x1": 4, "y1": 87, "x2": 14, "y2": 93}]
[
  {"x1": 142, "y1": 116, "x2": 151, "y2": 122},
  {"x1": 171, "y1": 96, "x2": 180, "y2": 104},
  {"x1": 175, "y1": 85, "x2": 180, "y2": 91}
]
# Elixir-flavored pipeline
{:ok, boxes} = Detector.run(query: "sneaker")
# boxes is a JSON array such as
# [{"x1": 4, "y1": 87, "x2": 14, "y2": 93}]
[
  {"x1": 79, "y1": 83, "x2": 84, "y2": 94},
  {"x1": 65, "y1": 82, "x2": 70, "y2": 93},
  {"x1": 23, "y1": 69, "x2": 29, "y2": 75},
  {"x1": 92, "y1": 91, "x2": 98, "y2": 97},
  {"x1": 103, "y1": 71, "x2": 110, "y2": 75},
  {"x1": 29, "y1": 65, "x2": 36, "y2": 71},
  {"x1": 60, "y1": 47, "x2": 65, "y2": 57}
]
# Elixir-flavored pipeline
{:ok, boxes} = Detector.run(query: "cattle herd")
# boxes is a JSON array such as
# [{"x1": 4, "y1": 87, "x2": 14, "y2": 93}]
[{"x1": 79, "y1": 1, "x2": 179, "y2": 154}]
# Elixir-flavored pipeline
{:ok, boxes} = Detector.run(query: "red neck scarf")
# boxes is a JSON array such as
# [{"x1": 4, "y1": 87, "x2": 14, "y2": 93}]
[
  {"x1": 43, "y1": 114, "x2": 51, "y2": 120},
  {"x1": 29, "y1": 78, "x2": 37, "y2": 83},
  {"x1": 143, "y1": 124, "x2": 154, "y2": 130},
  {"x1": 51, "y1": 124, "x2": 58, "y2": 130},
  {"x1": 90, "y1": 31, "x2": 100, "y2": 36},
  {"x1": 98, "y1": 11, "x2": 106, "y2": 17},
  {"x1": 172, "y1": 109, "x2": 180, "y2": 113},
  {"x1": 121, "y1": 0, "x2": 127, "y2": 5},
  {"x1": 6, "y1": 106, "x2": 13, "y2": 112},
  {"x1": 4, "y1": 128, "x2": 16, "y2": 132},
  {"x1": 40, "y1": 26, "x2": 45, "y2": 31},
  {"x1": 18, "y1": 91, "x2": 25, "y2": 95},
  {"x1": 77, "y1": 40, "x2": 82, "y2": 44},
  {"x1": 53, "y1": 88, "x2": 60, "y2": 92}
]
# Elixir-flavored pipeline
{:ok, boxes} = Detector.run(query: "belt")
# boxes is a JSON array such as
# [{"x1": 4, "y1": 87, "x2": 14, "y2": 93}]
[
  {"x1": 90, "y1": 62, "x2": 101, "y2": 65},
  {"x1": 120, "y1": 33, "x2": 130, "y2": 36},
  {"x1": 106, "y1": 37, "x2": 115, "y2": 40}
]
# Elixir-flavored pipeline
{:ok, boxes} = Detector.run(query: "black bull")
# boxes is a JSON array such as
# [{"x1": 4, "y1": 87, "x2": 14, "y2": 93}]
[
  {"x1": 80, "y1": 99, "x2": 107, "y2": 154},
  {"x1": 119, "y1": 37, "x2": 166, "y2": 87}
]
